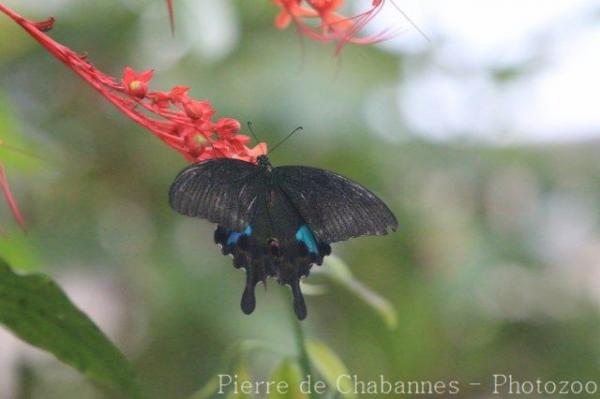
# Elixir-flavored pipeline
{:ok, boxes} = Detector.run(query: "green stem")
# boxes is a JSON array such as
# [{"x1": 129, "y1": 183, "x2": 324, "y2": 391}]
[
  {"x1": 286, "y1": 292, "x2": 318, "y2": 399},
  {"x1": 16, "y1": 361, "x2": 35, "y2": 399}
]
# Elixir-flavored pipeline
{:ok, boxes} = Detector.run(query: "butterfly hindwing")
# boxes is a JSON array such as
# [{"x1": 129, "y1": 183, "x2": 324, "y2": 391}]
[
  {"x1": 169, "y1": 158, "x2": 264, "y2": 232},
  {"x1": 272, "y1": 166, "x2": 398, "y2": 243},
  {"x1": 212, "y1": 186, "x2": 330, "y2": 320}
]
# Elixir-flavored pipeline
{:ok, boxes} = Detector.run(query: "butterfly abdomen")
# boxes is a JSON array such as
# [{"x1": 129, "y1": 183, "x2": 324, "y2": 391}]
[{"x1": 214, "y1": 224, "x2": 331, "y2": 319}]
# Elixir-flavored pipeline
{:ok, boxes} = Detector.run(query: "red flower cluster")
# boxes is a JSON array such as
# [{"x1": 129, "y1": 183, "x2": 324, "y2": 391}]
[
  {"x1": 119, "y1": 67, "x2": 266, "y2": 162},
  {"x1": 165, "y1": 0, "x2": 393, "y2": 53},
  {"x1": 273, "y1": 0, "x2": 392, "y2": 53},
  {"x1": 0, "y1": 3, "x2": 267, "y2": 231},
  {"x1": 0, "y1": 3, "x2": 266, "y2": 164}
]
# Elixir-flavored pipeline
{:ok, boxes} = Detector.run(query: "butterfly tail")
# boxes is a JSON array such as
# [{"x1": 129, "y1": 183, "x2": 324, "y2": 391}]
[
  {"x1": 290, "y1": 278, "x2": 307, "y2": 320},
  {"x1": 241, "y1": 265, "x2": 257, "y2": 314}
]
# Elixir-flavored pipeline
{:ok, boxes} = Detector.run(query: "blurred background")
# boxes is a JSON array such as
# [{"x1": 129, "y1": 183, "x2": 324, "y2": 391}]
[{"x1": 1, "y1": 0, "x2": 600, "y2": 397}]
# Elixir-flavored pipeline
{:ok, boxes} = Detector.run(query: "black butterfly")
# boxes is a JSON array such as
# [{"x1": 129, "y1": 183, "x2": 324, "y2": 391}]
[{"x1": 169, "y1": 154, "x2": 398, "y2": 319}]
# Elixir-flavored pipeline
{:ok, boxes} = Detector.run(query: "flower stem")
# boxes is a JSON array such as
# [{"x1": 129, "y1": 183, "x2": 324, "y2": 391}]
[{"x1": 286, "y1": 293, "x2": 318, "y2": 399}]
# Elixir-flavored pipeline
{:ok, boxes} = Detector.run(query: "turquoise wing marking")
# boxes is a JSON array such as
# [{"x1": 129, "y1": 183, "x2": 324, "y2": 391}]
[
  {"x1": 296, "y1": 225, "x2": 319, "y2": 254},
  {"x1": 226, "y1": 226, "x2": 253, "y2": 246}
]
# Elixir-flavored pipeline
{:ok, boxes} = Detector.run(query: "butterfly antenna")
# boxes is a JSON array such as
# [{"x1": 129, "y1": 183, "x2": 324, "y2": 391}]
[
  {"x1": 269, "y1": 126, "x2": 304, "y2": 155},
  {"x1": 247, "y1": 121, "x2": 262, "y2": 144}
]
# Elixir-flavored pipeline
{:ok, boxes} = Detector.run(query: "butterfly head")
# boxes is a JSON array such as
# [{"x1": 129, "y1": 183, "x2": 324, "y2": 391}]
[{"x1": 257, "y1": 155, "x2": 272, "y2": 171}]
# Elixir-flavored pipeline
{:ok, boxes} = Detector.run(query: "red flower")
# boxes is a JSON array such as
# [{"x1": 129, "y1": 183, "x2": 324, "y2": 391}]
[
  {"x1": 122, "y1": 67, "x2": 153, "y2": 98},
  {"x1": 182, "y1": 99, "x2": 214, "y2": 120},
  {"x1": 147, "y1": 91, "x2": 172, "y2": 108},
  {"x1": 169, "y1": 86, "x2": 190, "y2": 103},
  {"x1": 0, "y1": 4, "x2": 267, "y2": 165}
]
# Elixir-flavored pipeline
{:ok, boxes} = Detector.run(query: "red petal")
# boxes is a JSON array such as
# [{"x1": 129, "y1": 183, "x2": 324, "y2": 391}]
[
  {"x1": 122, "y1": 66, "x2": 135, "y2": 83},
  {"x1": 275, "y1": 11, "x2": 292, "y2": 29},
  {"x1": 138, "y1": 69, "x2": 154, "y2": 83}
]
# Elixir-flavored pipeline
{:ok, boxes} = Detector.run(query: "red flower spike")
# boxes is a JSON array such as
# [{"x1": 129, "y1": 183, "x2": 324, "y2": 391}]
[
  {"x1": 0, "y1": 163, "x2": 26, "y2": 231},
  {"x1": 161, "y1": 0, "x2": 360, "y2": 43},
  {"x1": 0, "y1": 3, "x2": 266, "y2": 166},
  {"x1": 162, "y1": 0, "x2": 413, "y2": 53},
  {"x1": 272, "y1": 0, "x2": 395, "y2": 53}
]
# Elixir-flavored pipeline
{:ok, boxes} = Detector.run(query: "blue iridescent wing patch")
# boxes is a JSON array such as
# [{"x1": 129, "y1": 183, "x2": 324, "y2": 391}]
[
  {"x1": 226, "y1": 226, "x2": 253, "y2": 246},
  {"x1": 296, "y1": 225, "x2": 318, "y2": 254}
]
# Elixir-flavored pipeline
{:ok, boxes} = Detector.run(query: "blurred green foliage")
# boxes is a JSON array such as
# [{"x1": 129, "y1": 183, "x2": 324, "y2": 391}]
[
  {"x1": 0, "y1": 258, "x2": 141, "y2": 398},
  {"x1": 1, "y1": 1, "x2": 600, "y2": 398}
]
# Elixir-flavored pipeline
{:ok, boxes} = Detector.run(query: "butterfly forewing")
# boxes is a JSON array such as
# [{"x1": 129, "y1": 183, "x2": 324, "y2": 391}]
[
  {"x1": 273, "y1": 166, "x2": 398, "y2": 243},
  {"x1": 169, "y1": 158, "x2": 264, "y2": 232}
]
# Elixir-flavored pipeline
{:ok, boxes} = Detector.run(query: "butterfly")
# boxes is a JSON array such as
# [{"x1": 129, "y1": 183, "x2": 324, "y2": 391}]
[{"x1": 169, "y1": 154, "x2": 398, "y2": 319}]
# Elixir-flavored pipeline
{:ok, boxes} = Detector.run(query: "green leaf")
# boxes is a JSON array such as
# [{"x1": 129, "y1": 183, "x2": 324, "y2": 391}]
[
  {"x1": 269, "y1": 359, "x2": 308, "y2": 399},
  {"x1": 322, "y1": 255, "x2": 398, "y2": 329},
  {"x1": 0, "y1": 232, "x2": 39, "y2": 272},
  {"x1": 0, "y1": 258, "x2": 141, "y2": 398},
  {"x1": 306, "y1": 339, "x2": 355, "y2": 398}
]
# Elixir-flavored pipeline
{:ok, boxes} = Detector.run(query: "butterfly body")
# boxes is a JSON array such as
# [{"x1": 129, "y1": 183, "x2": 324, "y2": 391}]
[{"x1": 169, "y1": 154, "x2": 397, "y2": 319}]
